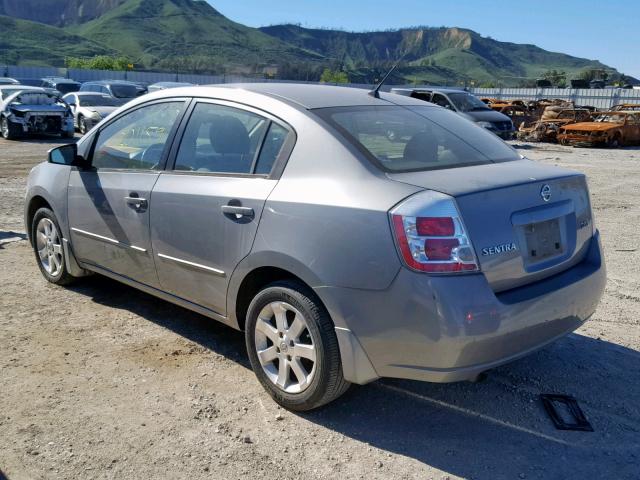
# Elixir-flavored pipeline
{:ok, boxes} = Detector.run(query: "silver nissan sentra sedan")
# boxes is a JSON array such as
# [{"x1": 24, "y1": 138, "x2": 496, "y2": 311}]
[{"x1": 25, "y1": 84, "x2": 606, "y2": 410}]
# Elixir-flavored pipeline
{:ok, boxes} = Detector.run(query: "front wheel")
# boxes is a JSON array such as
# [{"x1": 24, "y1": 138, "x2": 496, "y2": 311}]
[
  {"x1": 31, "y1": 207, "x2": 76, "y2": 285},
  {"x1": 78, "y1": 115, "x2": 87, "y2": 135},
  {"x1": 245, "y1": 281, "x2": 350, "y2": 411},
  {"x1": 1, "y1": 116, "x2": 18, "y2": 140}
]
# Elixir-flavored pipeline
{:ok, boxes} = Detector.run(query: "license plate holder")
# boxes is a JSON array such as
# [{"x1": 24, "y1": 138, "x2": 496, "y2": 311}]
[{"x1": 524, "y1": 218, "x2": 563, "y2": 262}]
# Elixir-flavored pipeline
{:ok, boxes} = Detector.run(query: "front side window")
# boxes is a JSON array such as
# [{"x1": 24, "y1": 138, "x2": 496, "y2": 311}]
[
  {"x1": 431, "y1": 94, "x2": 453, "y2": 109},
  {"x1": 174, "y1": 102, "x2": 270, "y2": 174},
  {"x1": 314, "y1": 105, "x2": 519, "y2": 172},
  {"x1": 91, "y1": 101, "x2": 184, "y2": 170},
  {"x1": 447, "y1": 92, "x2": 491, "y2": 112}
]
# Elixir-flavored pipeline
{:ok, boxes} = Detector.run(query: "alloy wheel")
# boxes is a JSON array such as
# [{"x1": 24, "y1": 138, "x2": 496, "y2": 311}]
[
  {"x1": 36, "y1": 218, "x2": 63, "y2": 277},
  {"x1": 1, "y1": 118, "x2": 8, "y2": 138},
  {"x1": 254, "y1": 301, "x2": 317, "y2": 394}
]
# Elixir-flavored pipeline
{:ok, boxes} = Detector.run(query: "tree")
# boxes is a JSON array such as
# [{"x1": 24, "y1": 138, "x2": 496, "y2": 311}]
[
  {"x1": 579, "y1": 68, "x2": 610, "y2": 82},
  {"x1": 542, "y1": 69, "x2": 566, "y2": 87},
  {"x1": 319, "y1": 68, "x2": 349, "y2": 84}
]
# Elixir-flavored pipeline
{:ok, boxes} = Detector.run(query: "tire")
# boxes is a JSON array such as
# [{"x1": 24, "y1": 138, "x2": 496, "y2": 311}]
[
  {"x1": 78, "y1": 115, "x2": 87, "y2": 135},
  {"x1": 63, "y1": 130, "x2": 75, "y2": 139},
  {"x1": 607, "y1": 134, "x2": 621, "y2": 148},
  {"x1": 31, "y1": 207, "x2": 76, "y2": 286},
  {"x1": 245, "y1": 280, "x2": 350, "y2": 411},
  {"x1": 1, "y1": 116, "x2": 19, "y2": 140}
]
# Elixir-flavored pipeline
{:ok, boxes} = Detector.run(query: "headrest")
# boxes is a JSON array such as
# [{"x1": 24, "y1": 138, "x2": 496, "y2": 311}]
[{"x1": 208, "y1": 115, "x2": 250, "y2": 155}]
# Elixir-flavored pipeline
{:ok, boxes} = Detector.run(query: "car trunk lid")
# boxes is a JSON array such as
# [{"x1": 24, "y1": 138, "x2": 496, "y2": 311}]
[{"x1": 387, "y1": 159, "x2": 594, "y2": 292}]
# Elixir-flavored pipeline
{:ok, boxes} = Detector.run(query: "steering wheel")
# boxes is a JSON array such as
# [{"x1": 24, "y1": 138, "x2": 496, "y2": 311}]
[{"x1": 140, "y1": 143, "x2": 165, "y2": 165}]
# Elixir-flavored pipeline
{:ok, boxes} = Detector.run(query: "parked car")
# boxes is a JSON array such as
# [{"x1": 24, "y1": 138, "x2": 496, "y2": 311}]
[
  {"x1": 0, "y1": 77, "x2": 20, "y2": 85},
  {"x1": 15, "y1": 78, "x2": 45, "y2": 87},
  {"x1": 41, "y1": 77, "x2": 81, "y2": 95},
  {"x1": 392, "y1": 87, "x2": 516, "y2": 139},
  {"x1": 1, "y1": 88, "x2": 74, "y2": 139},
  {"x1": 558, "y1": 111, "x2": 640, "y2": 147},
  {"x1": 611, "y1": 103, "x2": 640, "y2": 111},
  {"x1": 79, "y1": 80, "x2": 143, "y2": 104},
  {"x1": 147, "y1": 81, "x2": 194, "y2": 92},
  {"x1": 62, "y1": 92, "x2": 120, "y2": 134},
  {"x1": 25, "y1": 84, "x2": 605, "y2": 410}
]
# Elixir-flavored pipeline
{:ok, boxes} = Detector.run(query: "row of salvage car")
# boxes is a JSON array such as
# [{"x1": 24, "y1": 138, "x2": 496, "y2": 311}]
[
  {"x1": 483, "y1": 98, "x2": 640, "y2": 147},
  {"x1": 0, "y1": 77, "x2": 193, "y2": 140}
]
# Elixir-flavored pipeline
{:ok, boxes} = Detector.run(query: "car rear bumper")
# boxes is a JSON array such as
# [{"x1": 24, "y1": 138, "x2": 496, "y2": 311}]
[{"x1": 319, "y1": 230, "x2": 606, "y2": 385}]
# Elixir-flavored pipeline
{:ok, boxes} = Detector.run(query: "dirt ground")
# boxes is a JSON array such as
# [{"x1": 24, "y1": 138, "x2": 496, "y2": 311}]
[{"x1": 1, "y1": 136, "x2": 639, "y2": 480}]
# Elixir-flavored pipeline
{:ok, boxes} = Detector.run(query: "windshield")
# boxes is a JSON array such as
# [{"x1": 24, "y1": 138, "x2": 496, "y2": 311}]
[
  {"x1": 110, "y1": 85, "x2": 138, "y2": 98},
  {"x1": 314, "y1": 105, "x2": 519, "y2": 172},
  {"x1": 78, "y1": 95, "x2": 120, "y2": 107},
  {"x1": 595, "y1": 113, "x2": 626, "y2": 123},
  {"x1": 447, "y1": 93, "x2": 490, "y2": 112}
]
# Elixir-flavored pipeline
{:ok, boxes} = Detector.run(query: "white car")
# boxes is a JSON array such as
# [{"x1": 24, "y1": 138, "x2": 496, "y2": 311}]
[{"x1": 62, "y1": 92, "x2": 120, "y2": 134}]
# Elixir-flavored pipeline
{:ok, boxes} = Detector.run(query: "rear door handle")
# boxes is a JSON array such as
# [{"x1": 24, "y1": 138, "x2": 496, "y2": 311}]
[
  {"x1": 125, "y1": 196, "x2": 148, "y2": 211},
  {"x1": 221, "y1": 205, "x2": 254, "y2": 219}
]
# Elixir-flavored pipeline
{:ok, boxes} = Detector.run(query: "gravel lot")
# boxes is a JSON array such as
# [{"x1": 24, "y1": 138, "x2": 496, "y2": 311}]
[{"x1": 1, "y1": 136, "x2": 639, "y2": 480}]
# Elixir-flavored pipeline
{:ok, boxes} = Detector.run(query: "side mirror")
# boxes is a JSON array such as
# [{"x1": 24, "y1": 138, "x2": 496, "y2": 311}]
[{"x1": 48, "y1": 144, "x2": 88, "y2": 168}]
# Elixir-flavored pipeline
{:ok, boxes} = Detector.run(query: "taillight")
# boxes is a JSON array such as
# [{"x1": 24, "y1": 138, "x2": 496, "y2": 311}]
[{"x1": 390, "y1": 190, "x2": 479, "y2": 273}]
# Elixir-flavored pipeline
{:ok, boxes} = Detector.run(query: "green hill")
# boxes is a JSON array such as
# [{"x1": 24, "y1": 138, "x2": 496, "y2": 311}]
[
  {"x1": 0, "y1": 15, "x2": 115, "y2": 66},
  {"x1": 260, "y1": 24, "x2": 615, "y2": 85},
  {"x1": 67, "y1": 0, "x2": 323, "y2": 72}
]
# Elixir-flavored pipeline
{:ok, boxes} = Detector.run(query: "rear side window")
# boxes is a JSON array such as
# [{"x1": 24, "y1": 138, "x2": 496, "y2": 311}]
[
  {"x1": 314, "y1": 105, "x2": 518, "y2": 172},
  {"x1": 174, "y1": 102, "x2": 270, "y2": 174},
  {"x1": 255, "y1": 123, "x2": 288, "y2": 174}
]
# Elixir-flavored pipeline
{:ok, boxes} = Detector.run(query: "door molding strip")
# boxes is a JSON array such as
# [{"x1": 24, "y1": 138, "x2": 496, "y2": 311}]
[
  {"x1": 157, "y1": 253, "x2": 225, "y2": 276},
  {"x1": 71, "y1": 227, "x2": 147, "y2": 253}
]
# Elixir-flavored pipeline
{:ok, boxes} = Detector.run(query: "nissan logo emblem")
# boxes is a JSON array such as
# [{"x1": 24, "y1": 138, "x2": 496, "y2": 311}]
[{"x1": 541, "y1": 184, "x2": 552, "y2": 202}]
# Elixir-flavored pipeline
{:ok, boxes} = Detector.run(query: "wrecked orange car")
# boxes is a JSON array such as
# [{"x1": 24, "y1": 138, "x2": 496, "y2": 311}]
[
  {"x1": 558, "y1": 111, "x2": 640, "y2": 147},
  {"x1": 611, "y1": 103, "x2": 640, "y2": 111},
  {"x1": 518, "y1": 107, "x2": 592, "y2": 142}
]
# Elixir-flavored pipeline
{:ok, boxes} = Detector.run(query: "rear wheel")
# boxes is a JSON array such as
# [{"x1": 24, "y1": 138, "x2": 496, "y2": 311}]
[
  {"x1": 245, "y1": 280, "x2": 350, "y2": 411},
  {"x1": 31, "y1": 208, "x2": 76, "y2": 285}
]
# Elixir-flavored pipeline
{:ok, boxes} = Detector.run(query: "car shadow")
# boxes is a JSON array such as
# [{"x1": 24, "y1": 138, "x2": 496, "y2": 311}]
[
  {"x1": 70, "y1": 274, "x2": 640, "y2": 479},
  {"x1": 0, "y1": 231, "x2": 28, "y2": 249}
]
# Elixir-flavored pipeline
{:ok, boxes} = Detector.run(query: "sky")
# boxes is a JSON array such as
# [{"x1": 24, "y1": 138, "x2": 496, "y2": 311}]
[{"x1": 208, "y1": 0, "x2": 640, "y2": 79}]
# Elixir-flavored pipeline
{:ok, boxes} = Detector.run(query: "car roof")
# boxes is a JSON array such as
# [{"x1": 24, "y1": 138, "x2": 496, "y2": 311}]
[
  {"x1": 43, "y1": 77, "x2": 80, "y2": 84},
  {"x1": 202, "y1": 83, "x2": 431, "y2": 109}
]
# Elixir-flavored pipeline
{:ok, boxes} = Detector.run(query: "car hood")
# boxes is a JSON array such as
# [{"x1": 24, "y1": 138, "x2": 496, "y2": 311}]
[
  {"x1": 461, "y1": 109, "x2": 512, "y2": 123},
  {"x1": 10, "y1": 104, "x2": 67, "y2": 113},
  {"x1": 561, "y1": 122, "x2": 621, "y2": 132},
  {"x1": 82, "y1": 106, "x2": 118, "y2": 116}
]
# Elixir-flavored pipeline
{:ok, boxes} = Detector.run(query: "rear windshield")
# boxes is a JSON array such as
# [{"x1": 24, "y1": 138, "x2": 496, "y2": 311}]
[
  {"x1": 110, "y1": 84, "x2": 138, "y2": 98},
  {"x1": 314, "y1": 105, "x2": 519, "y2": 172},
  {"x1": 56, "y1": 83, "x2": 80, "y2": 94}
]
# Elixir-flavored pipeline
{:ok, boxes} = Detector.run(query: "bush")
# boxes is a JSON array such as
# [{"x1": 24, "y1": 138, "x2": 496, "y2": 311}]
[{"x1": 65, "y1": 56, "x2": 133, "y2": 71}]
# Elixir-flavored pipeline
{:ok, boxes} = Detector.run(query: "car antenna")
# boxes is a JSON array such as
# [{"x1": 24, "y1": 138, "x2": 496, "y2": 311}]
[{"x1": 368, "y1": 55, "x2": 405, "y2": 98}]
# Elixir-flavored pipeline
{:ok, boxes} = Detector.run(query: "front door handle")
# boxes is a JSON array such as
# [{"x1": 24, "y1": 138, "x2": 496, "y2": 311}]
[
  {"x1": 125, "y1": 195, "x2": 148, "y2": 211},
  {"x1": 221, "y1": 205, "x2": 254, "y2": 219}
]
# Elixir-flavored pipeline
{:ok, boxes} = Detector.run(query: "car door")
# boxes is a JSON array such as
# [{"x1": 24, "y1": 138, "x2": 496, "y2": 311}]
[
  {"x1": 627, "y1": 113, "x2": 640, "y2": 143},
  {"x1": 150, "y1": 99, "x2": 294, "y2": 315},
  {"x1": 67, "y1": 99, "x2": 186, "y2": 287}
]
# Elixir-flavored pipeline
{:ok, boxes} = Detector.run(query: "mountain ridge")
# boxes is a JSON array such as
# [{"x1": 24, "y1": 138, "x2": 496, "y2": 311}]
[{"x1": 0, "y1": 0, "x2": 627, "y2": 85}]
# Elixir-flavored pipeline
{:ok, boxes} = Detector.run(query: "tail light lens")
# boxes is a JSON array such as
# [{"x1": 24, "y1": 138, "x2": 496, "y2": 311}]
[{"x1": 390, "y1": 190, "x2": 479, "y2": 273}]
